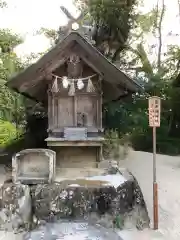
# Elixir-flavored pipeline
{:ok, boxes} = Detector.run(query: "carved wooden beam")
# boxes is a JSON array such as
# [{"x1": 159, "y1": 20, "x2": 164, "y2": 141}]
[
  {"x1": 72, "y1": 45, "x2": 103, "y2": 76},
  {"x1": 60, "y1": 6, "x2": 76, "y2": 21},
  {"x1": 60, "y1": 6, "x2": 88, "y2": 31}
]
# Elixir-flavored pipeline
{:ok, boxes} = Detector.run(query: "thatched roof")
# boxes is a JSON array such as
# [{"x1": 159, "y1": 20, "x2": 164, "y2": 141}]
[{"x1": 7, "y1": 31, "x2": 142, "y2": 103}]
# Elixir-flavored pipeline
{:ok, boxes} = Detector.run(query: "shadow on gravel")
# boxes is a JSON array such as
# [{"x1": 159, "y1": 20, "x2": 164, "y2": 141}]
[{"x1": 23, "y1": 220, "x2": 123, "y2": 240}]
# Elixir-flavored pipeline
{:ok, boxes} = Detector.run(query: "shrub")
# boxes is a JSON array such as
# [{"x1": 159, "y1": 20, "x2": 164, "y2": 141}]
[
  {"x1": 0, "y1": 120, "x2": 21, "y2": 147},
  {"x1": 103, "y1": 130, "x2": 130, "y2": 160},
  {"x1": 131, "y1": 131, "x2": 180, "y2": 156}
]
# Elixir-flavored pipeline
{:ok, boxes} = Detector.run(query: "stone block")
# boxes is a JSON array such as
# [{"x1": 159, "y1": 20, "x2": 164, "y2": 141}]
[
  {"x1": 30, "y1": 174, "x2": 134, "y2": 222},
  {"x1": 0, "y1": 183, "x2": 31, "y2": 232},
  {"x1": 0, "y1": 167, "x2": 150, "y2": 233},
  {"x1": 12, "y1": 149, "x2": 56, "y2": 184},
  {"x1": 30, "y1": 173, "x2": 149, "y2": 230}
]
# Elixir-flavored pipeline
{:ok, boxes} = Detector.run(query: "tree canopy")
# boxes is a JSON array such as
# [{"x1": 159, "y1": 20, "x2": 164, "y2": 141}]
[{"x1": 0, "y1": 28, "x2": 26, "y2": 147}]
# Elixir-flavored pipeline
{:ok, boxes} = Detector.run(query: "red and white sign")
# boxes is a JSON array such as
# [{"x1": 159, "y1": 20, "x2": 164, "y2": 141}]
[{"x1": 148, "y1": 96, "x2": 161, "y2": 127}]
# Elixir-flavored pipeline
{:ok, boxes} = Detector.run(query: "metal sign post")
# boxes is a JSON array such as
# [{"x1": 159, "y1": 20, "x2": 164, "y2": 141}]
[{"x1": 148, "y1": 96, "x2": 161, "y2": 230}]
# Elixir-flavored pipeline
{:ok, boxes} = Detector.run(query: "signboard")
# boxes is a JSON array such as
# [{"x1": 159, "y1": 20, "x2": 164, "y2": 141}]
[
  {"x1": 148, "y1": 96, "x2": 161, "y2": 127},
  {"x1": 64, "y1": 127, "x2": 87, "y2": 140}
]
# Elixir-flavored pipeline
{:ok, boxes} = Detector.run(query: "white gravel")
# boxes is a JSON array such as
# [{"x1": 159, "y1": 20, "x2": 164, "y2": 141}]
[{"x1": 118, "y1": 150, "x2": 180, "y2": 240}]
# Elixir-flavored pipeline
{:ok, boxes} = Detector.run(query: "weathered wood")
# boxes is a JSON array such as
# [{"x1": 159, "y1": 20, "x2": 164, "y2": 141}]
[
  {"x1": 99, "y1": 94, "x2": 103, "y2": 128},
  {"x1": 7, "y1": 32, "x2": 141, "y2": 103},
  {"x1": 73, "y1": 47, "x2": 103, "y2": 76},
  {"x1": 54, "y1": 96, "x2": 74, "y2": 128},
  {"x1": 48, "y1": 91, "x2": 52, "y2": 129},
  {"x1": 96, "y1": 96, "x2": 99, "y2": 127},
  {"x1": 58, "y1": 97, "x2": 61, "y2": 128},
  {"x1": 50, "y1": 127, "x2": 104, "y2": 133},
  {"x1": 74, "y1": 95, "x2": 77, "y2": 125},
  {"x1": 48, "y1": 91, "x2": 99, "y2": 98},
  {"x1": 19, "y1": 55, "x2": 69, "y2": 92},
  {"x1": 54, "y1": 98, "x2": 59, "y2": 129},
  {"x1": 76, "y1": 95, "x2": 97, "y2": 127},
  {"x1": 52, "y1": 97, "x2": 55, "y2": 128},
  {"x1": 46, "y1": 139, "x2": 103, "y2": 147},
  {"x1": 48, "y1": 92, "x2": 101, "y2": 131},
  {"x1": 67, "y1": 53, "x2": 83, "y2": 78}
]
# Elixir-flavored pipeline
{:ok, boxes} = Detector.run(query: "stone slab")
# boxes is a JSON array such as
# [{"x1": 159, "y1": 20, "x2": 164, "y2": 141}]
[{"x1": 12, "y1": 149, "x2": 56, "y2": 184}]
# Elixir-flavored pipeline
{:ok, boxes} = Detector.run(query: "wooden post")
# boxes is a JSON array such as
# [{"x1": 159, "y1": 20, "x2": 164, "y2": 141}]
[
  {"x1": 15, "y1": 96, "x2": 18, "y2": 139},
  {"x1": 99, "y1": 93, "x2": 103, "y2": 129},
  {"x1": 52, "y1": 96, "x2": 55, "y2": 129},
  {"x1": 148, "y1": 96, "x2": 161, "y2": 230},
  {"x1": 48, "y1": 91, "x2": 52, "y2": 130},
  {"x1": 74, "y1": 95, "x2": 77, "y2": 126},
  {"x1": 153, "y1": 126, "x2": 158, "y2": 230}
]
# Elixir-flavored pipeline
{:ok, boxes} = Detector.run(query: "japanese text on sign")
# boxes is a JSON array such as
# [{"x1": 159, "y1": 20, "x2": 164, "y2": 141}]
[{"x1": 148, "y1": 97, "x2": 161, "y2": 127}]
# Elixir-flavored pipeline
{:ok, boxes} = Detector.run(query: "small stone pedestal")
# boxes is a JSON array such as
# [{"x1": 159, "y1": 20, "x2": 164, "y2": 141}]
[{"x1": 12, "y1": 149, "x2": 56, "y2": 184}]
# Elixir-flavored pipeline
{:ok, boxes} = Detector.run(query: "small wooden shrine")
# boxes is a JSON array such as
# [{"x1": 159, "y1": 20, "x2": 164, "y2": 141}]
[{"x1": 7, "y1": 29, "x2": 140, "y2": 170}]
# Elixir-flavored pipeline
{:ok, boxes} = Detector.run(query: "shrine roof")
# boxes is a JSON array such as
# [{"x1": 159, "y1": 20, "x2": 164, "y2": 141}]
[{"x1": 6, "y1": 31, "x2": 142, "y2": 103}]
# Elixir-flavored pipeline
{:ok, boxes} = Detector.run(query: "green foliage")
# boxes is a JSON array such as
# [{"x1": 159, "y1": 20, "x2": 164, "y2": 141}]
[
  {"x1": 136, "y1": 9, "x2": 158, "y2": 34},
  {"x1": 0, "y1": 120, "x2": 20, "y2": 147},
  {"x1": 103, "y1": 69, "x2": 180, "y2": 156},
  {"x1": 103, "y1": 129, "x2": 130, "y2": 160},
  {"x1": 36, "y1": 28, "x2": 58, "y2": 46},
  {"x1": 0, "y1": 29, "x2": 25, "y2": 148},
  {"x1": 114, "y1": 215, "x2": 124, "y2": 229},
  {"x1": 0, "y1": 54, "x2": 25, "y2": 123},
  {"x1": 103, "y1": 129, "x2": 120, "y2": 159},
  {"x1": 101, "y1": 0, "x2": 180, "y2": 156},
  {"x1": 129, "y1": 43, "x2": 154, "y2": 77},
  {"x1": 131, "y1": 132, "x2": 180, "y2": 156},
  {"x1": 78, "y1": 0, "x2": 138, "y2": 61},
  {"x1": 0, "y1": 29, "x2": 23, "y2": 53}
]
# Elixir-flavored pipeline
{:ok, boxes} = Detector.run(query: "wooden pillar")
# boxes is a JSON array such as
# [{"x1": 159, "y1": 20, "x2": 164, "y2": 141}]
[
  {"x1": 74, "y1": 95, "x2": 77, "y2": 126},
  {"x1": 54, "y1": 97, "x2": 58, "y2": 129},
  {"x1": 96, "y1": 96, "x2": 99, "y2": 128},
  {"x1": 52, "y1": 96, "x2": 55, "y2": 129},
  {"x1": 58, "y1": 97, "x2": 61, "y2": 129},
  {"x1": 48, "y1": 91, "x2": 52, "y2": 131},
  {"x1": 99, "y1": 93, "x2": 103, "y2": 129}
]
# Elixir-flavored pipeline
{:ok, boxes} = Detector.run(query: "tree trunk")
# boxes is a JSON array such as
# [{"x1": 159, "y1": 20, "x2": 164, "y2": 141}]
[
  {"x1": 157, "y1": 0, "x2": 165, "y2": 74},
  {"x1": 178, "y1": 0, "x2": 180, "y2": 27}
]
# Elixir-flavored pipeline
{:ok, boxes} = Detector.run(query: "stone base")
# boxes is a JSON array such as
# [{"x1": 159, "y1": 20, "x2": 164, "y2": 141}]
[
  {"x1": 51, "y1": 146, "x2": 103, "y2": 170},
  {"x1": 15, "y1": 176, "x2": 49, "y2": 185},
  {"x1": 0, "y1": 170, "x2": 150, "y2": 233},
  {"x1": 56, "y1": 168, "x2": 105, "y2": 180}
]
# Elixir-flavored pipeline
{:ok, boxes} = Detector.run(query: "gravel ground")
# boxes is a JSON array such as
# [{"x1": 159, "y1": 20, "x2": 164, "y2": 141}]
[
  {"x1": 118, "y1": 150, "x2": 180, "y2": 240},
  {"x1": 1, "y1": 150, "x2": 180, "y2": 239}
]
